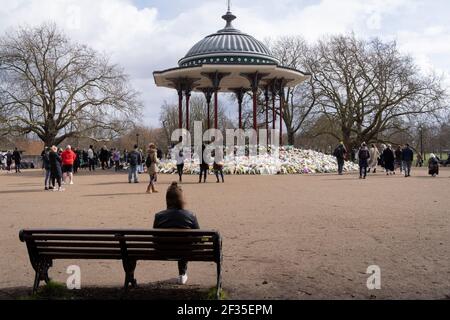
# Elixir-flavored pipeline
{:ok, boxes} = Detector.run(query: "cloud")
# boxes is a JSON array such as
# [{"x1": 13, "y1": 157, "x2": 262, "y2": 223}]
[{"x1": 0, "y1": 0, "x2": 448, "y2": 126}]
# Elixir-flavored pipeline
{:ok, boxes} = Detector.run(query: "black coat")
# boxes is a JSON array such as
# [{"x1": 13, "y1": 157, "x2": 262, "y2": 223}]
[
  {"x1": 153, "y1": 209, "x2": 200, "y2": 230},
  {"x1": 382, "y1": 148, "x2": 395, "y2": 171},
  {"x1": 402, "y1": 147, "x2": 414, "y2": 162},
  {"x1": 49, "y1": 151, "x2": 62, "y2": 175},
  {"x1": 428, "y1": 158, "x2": 439, "y2": 175},
  {"x1": 12, "y1": 150, "x2": 21, "y2": 163}
]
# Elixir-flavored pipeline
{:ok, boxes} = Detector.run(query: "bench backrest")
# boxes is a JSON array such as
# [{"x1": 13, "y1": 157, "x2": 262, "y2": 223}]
[{"x1": 19, "y1": 229, "x2": 222, "y2": 263}]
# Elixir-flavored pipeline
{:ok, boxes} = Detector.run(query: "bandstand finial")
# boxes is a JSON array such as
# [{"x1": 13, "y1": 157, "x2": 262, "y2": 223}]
[{"x1": 222, "y1": 0, "x2": 236, "y2": 28}]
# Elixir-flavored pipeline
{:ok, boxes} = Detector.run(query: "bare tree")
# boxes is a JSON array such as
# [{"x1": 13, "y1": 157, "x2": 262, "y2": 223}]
[
  {"x1": 267, "y1": 37, "x2": 317, "y2": 145},
  {"x1": 0, "y1": 23, "x2": 142, "y2": 146},
  {"x1": 159, "y1": 95, "x2": 233, "y2": 145},
  {"x1": 305, "y1": 34, "x2": 447, "y2": 149}
]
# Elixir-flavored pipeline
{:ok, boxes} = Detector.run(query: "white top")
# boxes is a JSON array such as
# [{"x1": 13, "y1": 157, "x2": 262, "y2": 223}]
[
  {"x1": 176, "y1": 150, "x2": 185, "y2": 165},
  {"x1": 88, "y1": 149, "x2": 94, "y2": 159}
]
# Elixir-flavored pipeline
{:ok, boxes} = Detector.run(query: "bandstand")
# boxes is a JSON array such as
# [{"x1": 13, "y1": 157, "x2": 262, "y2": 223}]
[{"x1": 153, "y1": 5, "x2": 310, "y2": 145}]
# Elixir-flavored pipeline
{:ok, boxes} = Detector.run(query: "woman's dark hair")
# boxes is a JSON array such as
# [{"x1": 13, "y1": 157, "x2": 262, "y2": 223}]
[{"x1": 166, "y1": 182, "x2": 185, "y2": 210}]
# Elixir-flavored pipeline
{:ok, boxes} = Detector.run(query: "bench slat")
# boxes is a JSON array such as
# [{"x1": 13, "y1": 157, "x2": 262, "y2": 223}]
[
  {"x1": 25, "y1": 235, "x2": 119, "y2": 241},
  {"x1": 39, "y1": 253, "x2": 123, "y2": 260},
  {"x1": 35, "y1": 242, "x2": 214, "y2": 250},
  {"x1": 38, "y1": 248, "x2": 214, "y2": 255},
  {"x1": 21, "y1": 229, "x2": 218, "y2": 236}
]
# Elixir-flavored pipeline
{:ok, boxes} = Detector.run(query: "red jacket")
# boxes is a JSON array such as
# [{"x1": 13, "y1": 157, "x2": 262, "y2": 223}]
[{"x1": 61, "y1": 150, "x2": 77, "y2": 166}]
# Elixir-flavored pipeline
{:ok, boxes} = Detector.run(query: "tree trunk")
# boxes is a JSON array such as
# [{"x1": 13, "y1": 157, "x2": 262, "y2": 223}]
[
  {"x1": 287, "y1": 130, "x2": 295, "y2": 146},
  {"x1": 43, "y1": 134, "x2": 57, "y2": 148}
]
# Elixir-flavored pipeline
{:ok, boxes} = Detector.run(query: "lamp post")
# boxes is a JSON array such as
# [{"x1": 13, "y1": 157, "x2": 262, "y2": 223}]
[
  {"x1": 136, "y1": 133, "x2": 140, "y2": 149},
  {"x1": 419, "y1": 125, "x2": 424, "y2": 161}
]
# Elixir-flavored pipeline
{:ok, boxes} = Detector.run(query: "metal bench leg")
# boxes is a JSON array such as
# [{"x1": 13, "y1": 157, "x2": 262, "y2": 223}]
[
  {"x1": 216, "y1": 261, "x2": 222, "y2": 300},
  {"x1": 32, "y1": 271, "x2": 41, "y2": 294},
  {"x1": 122, "y1": 260, "x2": 137, "y2": 291},
  {"x1": 32, "y1": 260, "x2": 52, "y2": 294}
]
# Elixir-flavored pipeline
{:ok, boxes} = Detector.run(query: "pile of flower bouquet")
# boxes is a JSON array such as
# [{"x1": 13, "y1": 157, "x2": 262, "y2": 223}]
[{"x1": 158, "y1": 146, "x2": 358, "y2": 175}]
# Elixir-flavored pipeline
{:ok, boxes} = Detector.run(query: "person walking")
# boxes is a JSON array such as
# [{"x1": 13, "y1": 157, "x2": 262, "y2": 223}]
[
  {"x1": 428, "y1": 153, "x2": 439, "y2": 177},
  {"x1": 368, "y1": 144, "x2": 380, "y2": 173},
  {"x1": 145, "y1": 143, "x2": 159, "y2": 194},
  {"x1": 395, "y1": 145, "x2": 403, "y2": 174},
  {"x1": 88, "y1": 145, "x2": 96, "y2": 171},
  {"x1": 333, "y1": 142, "x2": 347, "y2": 175},
  {"x1": 128, "y1": 145, "x2": 141, "y2": 183},
  {"x1": 416, "y1": 153, "x2": 423, "y2": 167},
  {"x1": 49, "y1": 146, "x2": 64, "y2": 191},
  {"x1": 153, "y1": 182, "x2": 200, "y2": 285},
  {"x1": 12, "y1": 147, "x2": 21, "y2": 173},
  {"x1": 382, "y1": 145, "x2": 396, "y2": 175},
  {"x1": 213, "y1": 147, "x2": 225, "y2": 183},
  {"x1": 401, "y1": 144, "x2": 414, "y2": 177},
  {"x1": 42, "y1": 147, "x2": 51, "y2": 190},
  {"x1": 176, "y1": 148, "x2": 185, "y2": 183},
  {"x1": 199, "y1": 144, "x2": 209, "y2": 183},
  {"x1": 358, "y1": 142, "x2": 370, "y2": 179},
  {"x1": 61, "y1": 145, "x2": 77, "y2": 185}
]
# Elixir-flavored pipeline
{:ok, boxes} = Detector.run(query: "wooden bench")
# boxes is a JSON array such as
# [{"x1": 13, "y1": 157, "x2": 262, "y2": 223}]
[{"x1": 19, "y1": 229, "x2": 223, "y2": 298}]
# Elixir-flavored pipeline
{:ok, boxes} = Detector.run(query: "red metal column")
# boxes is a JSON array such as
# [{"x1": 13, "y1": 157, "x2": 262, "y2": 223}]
[
  {"x1": 265, "y1": 88, "x2": 269, "y2": 146},
  {"x1": 279, "y1": 90, "x2": 283, "y2": 146},
  {"x1": 239, "y1": 100, "x2": 242, "y2": 130},
  {"x1": 185, "y1": 90, "x2": 191, "y2": 131},
  {"x1": 214, "y1": 90, "x2": 218, "y2": 130},
  {"x1": 178, "y1": 90, "x2": 183, "y2": 129},
  {"x1": 272, "y1": 92, "x2": 276, "y2": 130},
  {"x1": 207, "y1": 100, "x2": 211, "y2": 130},
  {"x1": 252, "y1": 90, "x2": 257, "y2": 131}
]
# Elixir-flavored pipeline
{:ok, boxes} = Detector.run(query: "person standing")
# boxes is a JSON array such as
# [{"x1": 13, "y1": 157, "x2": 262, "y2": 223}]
[
  {"x1": 153, "y1": 182, "x2": 200, "y2": 285},
  {"x1": 12, "y1": 147, "x2": 21, "y2": 173},
  {"x1": 100, "y1": 146, "x2": 109, "y2": 170},
  {"x1": 145, "y1": 143, "x2": 159, "y2": 194},
  {"x1": 199, "y1": 144, "x2": 209, "y2": 183},
  {"x1": 358, "y1": 142, "x2": 370, "y2": 179},
  {"x1": 333, "y1": 142, "x2": 347, "y2": 175},
  {"x1": 176, "y1": 148, "x2": 185, "y2": 183},
  {"x1": 88, "y1": 145, "x2": 95, "y2": 171},
  {"x1": 42, "y1": 147, "x2": 51, "y2": 190},
  {"x1": 395, "y1": 146, "x2": 403, "y2": 174},
  {"x1": 382, "y1": 145, "x2": 395, "y2": 175},
  {"x1": 6, "y1": 150, "x2": 13, "y2": 173},
  {"x1": 368, "y1": 144, "x2": 380, "y2": 173},
  {"x1": 401, "y1": 144, "x2": 414, "y2": 177},
  {"x1": 128, "y1": 144, "x2": 141, "y2": 183},
  {"x1": 49, "y1": 146, "x2": 64, "y2": 191},
  {"x1": 428, "y1": 153, "x2": 439, "y2": 177},
  {"x1": 61, "y1": 145, "x2": 77, "y2": 185},
  {"x1": 73, "y1": 148, "x2": 81, "y2": 174},
  {"x1": 113, "y1": 149, "x2": 121, "y2": 172},
  {"x1": 379, "y1": 144, "x2": 386, "y2": 172}
]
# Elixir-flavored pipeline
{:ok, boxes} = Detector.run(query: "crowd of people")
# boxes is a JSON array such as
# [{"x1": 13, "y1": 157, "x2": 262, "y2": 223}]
[{"x1": 334, "y1": 142, "x2": 442, "y2": 179}]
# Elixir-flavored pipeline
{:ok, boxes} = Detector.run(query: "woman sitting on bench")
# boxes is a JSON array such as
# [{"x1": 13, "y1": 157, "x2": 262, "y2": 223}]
[{"x1": 153, "y1": 182, "x2": 200, "y2": 285}]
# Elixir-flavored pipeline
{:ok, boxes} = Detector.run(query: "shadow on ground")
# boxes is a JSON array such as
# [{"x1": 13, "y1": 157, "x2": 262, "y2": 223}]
[{"x1": 0, "y1": 281, "x2": 217, "y2": 300}]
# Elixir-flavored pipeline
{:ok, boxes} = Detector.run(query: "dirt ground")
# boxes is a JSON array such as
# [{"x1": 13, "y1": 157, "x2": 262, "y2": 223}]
[{"x1": 0, "y1": 167, "x2": 449, "y2": 300}]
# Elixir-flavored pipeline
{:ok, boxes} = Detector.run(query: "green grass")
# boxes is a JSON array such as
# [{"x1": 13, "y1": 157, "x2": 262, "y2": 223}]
[
  {"x1": 20, "y1": 281, "x2": 74, "y2": 300},
  {"x1": 205, "y1": 287, "x2": 228, "y2": 300}
]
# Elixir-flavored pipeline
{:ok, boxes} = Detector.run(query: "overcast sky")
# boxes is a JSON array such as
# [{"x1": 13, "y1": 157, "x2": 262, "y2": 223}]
[{"x1": 1, "y1": 0, "x2": 449, "y2": 126}]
